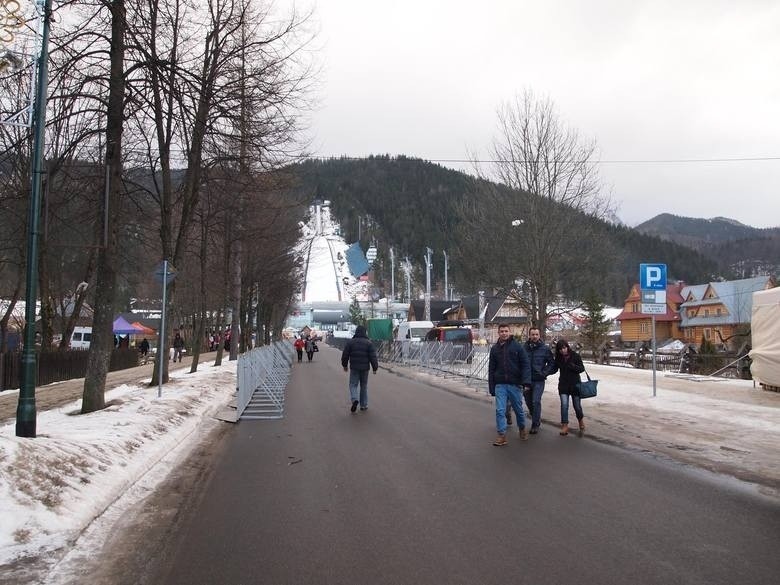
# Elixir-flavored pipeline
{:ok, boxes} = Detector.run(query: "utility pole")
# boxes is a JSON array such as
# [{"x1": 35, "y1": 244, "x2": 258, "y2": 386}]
[
  {"x1": 424, "y1": 247, "x2": 432, "y2": 321},
  {"x1": 479, "y1": 290, "x2": 486, "y2": 342},
  {"x1": 443, "y1": 250, "x2": 449, "y2": 301},
  {"x1": 390, "y1": 247, "x2": 395, "y2": 301},
  {"x1": 403, "y1": 257, "x2": 411, "y2": 302}
]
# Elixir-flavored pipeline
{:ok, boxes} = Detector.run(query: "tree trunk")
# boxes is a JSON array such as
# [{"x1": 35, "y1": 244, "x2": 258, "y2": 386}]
[
  {"x1": 59, "y1": 251, "x2": 96, "y2": 350},
  {"x1": 189, "y1": 219, "x2": 209, "y2": 373},
  {"x1": 81, "y1": 0, "x2": 125, "y2": 414},
  {"x1": 0, "y1": 291, "x2": 20, "y2": 355},
  {"x1": 149, "y1": 282, "x2": 174, "y2": 386}
]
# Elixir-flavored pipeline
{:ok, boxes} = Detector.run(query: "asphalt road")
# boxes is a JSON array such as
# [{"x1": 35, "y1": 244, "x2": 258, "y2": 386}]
[{"x1": 86, "y1": 345, "x2": 777, "y2": 585}]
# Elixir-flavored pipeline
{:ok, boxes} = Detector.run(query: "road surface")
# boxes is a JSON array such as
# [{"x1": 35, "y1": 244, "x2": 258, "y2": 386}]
[{"x1": 72, "y1": 346, "x2": 780, "y2": 585}]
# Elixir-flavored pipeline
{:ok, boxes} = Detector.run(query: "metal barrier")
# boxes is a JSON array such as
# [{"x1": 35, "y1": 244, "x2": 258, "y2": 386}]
[
  {"x1": 374, "y1": 341, "x2": 491, "y2": 392},
  {"x1": 373, "y1": 340, "x2": 753, "y2": 386},
  {"x1": 237, "y1": 341, "x2": 294, "y2": 420}
]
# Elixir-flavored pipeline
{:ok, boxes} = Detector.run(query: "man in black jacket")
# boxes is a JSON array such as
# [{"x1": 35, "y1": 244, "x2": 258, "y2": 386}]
[
  {"x1": 488, "y1": 324, "x2": 532, "y2": 446},
  {"x1": 341, "y1": 325, "x2": 379, "y2": 413},
  {"x1": 523, "y1": 327, "x2": 555, "y2": 434}
]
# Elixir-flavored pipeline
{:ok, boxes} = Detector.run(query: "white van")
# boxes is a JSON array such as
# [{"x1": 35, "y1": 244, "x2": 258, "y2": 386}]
[
  {"x1": 395, "y1": 321, "x2": 434, "y2": 342},
  {"x1": 70, "y1": 326, "x2": 93, "y2": 349}
]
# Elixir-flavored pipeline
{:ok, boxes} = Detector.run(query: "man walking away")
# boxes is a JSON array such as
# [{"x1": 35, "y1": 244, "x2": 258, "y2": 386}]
[
  {"x1": 341, "y1": 325, "x2": 379, "y2": 413},
  {"x1": 523, "y1": 327, "x2": 555, "y2": 434},
  {"x1": 488, "y1": 325, "x2": 532, "y2": 445}
]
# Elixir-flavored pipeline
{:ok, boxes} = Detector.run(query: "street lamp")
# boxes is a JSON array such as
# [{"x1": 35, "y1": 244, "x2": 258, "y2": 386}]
[{"x1": 15, "y1": 0, "x2": 53, "y2": 438}]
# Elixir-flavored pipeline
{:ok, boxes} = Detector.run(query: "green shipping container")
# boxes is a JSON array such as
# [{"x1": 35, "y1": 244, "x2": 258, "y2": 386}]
[{"x1": 366, "y1": 318, "x2": 394, "y2": 341}]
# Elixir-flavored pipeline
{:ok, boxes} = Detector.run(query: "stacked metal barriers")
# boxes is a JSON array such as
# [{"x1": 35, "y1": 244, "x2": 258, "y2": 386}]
[{"x1": 236, "y1": 341, "x2": 294, "y2": 420}]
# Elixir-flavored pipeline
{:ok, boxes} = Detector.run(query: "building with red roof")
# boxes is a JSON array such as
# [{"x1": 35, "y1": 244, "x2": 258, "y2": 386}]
[{"x1": 616, "y1": 282, "x2": 685, "y2": 343}]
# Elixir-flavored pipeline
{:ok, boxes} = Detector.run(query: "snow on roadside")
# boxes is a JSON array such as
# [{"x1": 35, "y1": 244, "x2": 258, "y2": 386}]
[{"x1": 0, "y1": 360, "x2": 237, "y2": 568}]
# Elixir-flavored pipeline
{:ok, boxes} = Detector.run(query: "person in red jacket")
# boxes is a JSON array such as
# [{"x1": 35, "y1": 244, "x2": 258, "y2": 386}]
[{"x1": 293, "y1": 336, "x2": 305, "y2": 363}]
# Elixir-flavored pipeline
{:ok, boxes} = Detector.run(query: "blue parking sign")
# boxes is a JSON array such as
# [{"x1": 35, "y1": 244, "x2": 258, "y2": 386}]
[{"x1": 640, "y1": 263, "x2": 667, "y2": 290}]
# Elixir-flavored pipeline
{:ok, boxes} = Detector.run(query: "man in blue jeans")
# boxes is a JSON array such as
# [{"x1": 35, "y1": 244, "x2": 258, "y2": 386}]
[
  {"x1": 341, "y1": 325, "x2": 379, "y2": 413},
  {"x1": 488, "y1": 324, "x2": 532, "y2": 446},
  {"x1": 523, "y1": 327, "x2": 555, "y2": 434}
]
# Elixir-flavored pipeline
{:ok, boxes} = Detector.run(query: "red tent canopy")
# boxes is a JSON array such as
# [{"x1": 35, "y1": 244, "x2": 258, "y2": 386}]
[{"x1": 131, "y1": 321, "x2": 156, "y2": 335}]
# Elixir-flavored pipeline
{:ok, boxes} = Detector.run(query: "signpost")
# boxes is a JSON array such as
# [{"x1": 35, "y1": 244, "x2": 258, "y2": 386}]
[{"x1": 640, "y1": 263, "x2": 667, "y2": 397}]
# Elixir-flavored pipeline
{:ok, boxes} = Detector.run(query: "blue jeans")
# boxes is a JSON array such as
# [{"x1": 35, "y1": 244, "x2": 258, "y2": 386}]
[
  {"x1": 559, "y1": 393, "x2": 583, "y2": 424},
  {"x1": 349, "y1": 369, "x2": 370, "y2": 408},
  {"x1": 495, "y1": 384, "x2": 526, "y2": 434},
  {"x1": 523, "y1": 380, "x2": 545, "y2": 428}
]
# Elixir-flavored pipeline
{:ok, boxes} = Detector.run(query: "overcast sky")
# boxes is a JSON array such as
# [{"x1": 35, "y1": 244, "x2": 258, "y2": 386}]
[{"x1": 304, "y1": 0, "x2": 780, "y2": 228}]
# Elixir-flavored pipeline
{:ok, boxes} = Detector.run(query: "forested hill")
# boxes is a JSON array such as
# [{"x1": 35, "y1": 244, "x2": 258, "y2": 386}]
[
  {"x1": 288, "y1": 156, "x2": 723, "y2": 306},
  {"x1": 635, "y1": 213, "x2": 780, "y2": 246},
  {"x1": 636, "y1": 213, "x2": 780, "y2": 277}
]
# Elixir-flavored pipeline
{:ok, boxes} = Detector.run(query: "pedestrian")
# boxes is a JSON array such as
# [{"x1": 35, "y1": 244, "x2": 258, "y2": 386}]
[
  {"x1": 293, "y1": 336, "x2": 305, "y2": 363},
  {"x1": 340, "y1": 325, "x2": 379, "y2": 413},
  {"x1": 139, "y1": 337, "x2": 150, "y2": 364},
  {"x1": 549, "y1": 338, "x2": 586, "y2": 436},
  {"x1": 516, "y1": 327, "x2": 555, "y2": 434},
  {"x1": 304, "y1": 336, "x2": 316, "y2": 362},
  {"x1": 488, "y1": 324, "x2": 532, "y2": 446},
  {"x1": 173, "y1": 332, "x2": 185, "y2": 362}
]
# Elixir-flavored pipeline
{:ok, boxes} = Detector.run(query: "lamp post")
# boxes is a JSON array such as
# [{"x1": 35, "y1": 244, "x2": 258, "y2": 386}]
[
  {"x1": 424, "y1": 247, "x2": 432, "y2": 321},
  {"x1": 443, "y1": 250, "x2": 449, "y2": 301},
  {"x1": 389, "y1": 247, "x2": 395, "y2": 301},
  {"x1": 16, "y1": 0, "x2": 53, "y2": 438}
]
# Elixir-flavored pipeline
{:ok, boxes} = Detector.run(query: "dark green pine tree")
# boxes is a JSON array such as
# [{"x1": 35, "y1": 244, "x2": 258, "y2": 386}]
[
  {"x1": 349, "y1": 296, "x2": 365, "y2": 327},
  {"x1": 580, "y1": 294, "x2": 611, "y2": 361}
]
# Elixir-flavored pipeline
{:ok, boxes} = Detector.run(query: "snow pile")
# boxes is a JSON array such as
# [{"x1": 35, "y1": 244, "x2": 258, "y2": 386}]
[{"x1": 0, "y1": 360, "x2": 237, "y2": 568}]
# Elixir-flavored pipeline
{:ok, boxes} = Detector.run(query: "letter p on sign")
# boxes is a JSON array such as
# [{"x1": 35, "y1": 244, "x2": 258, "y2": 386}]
[{"x1": 640, "y1": 263, "x2": 667, "y2": 291}]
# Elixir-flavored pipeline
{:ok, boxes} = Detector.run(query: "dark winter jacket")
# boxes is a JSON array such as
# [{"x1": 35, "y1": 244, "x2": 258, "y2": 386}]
[
  {"x1": 523, "y1": 340, "x2": 555, "y2": 381},
  {"x1": 488, "y1": 338, "x2": 531, "y2": 396},
  {"x1": 551, "y1": 351, "x2": 585, "y2": 395},
  {"x1": 341, "y1": 326, "x2": 378, "y2": 372}
]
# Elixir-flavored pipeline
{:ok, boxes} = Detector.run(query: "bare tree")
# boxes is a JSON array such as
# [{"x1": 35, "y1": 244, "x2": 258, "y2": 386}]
[
  {"x1": 124, "y1": 0, "x2": 314, "y2": 377},
  {"x1": 80, "y1": 0, "x2": 127, "y2": 413},
  {"x1": 459, "y1": 90, "x2": 612, "y2": 333}
]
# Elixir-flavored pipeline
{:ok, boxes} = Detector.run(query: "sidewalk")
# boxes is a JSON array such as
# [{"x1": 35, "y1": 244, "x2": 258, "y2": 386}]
[
  {"x1": 0, "y1": 352, "x2": 217, "y2": 423},
  {"x1": 382, "y1": 360, "x2": 780, "y2": 497}
]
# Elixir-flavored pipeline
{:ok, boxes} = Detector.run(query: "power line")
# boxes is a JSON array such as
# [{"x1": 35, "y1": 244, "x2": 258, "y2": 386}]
[{"x1": 297, "y1": 154, "x2": 780, "y2": 165}]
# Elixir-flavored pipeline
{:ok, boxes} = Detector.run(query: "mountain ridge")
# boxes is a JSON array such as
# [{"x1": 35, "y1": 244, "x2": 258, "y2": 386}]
[{"x1": 289, "y1": 156, "x2": 728, "y2": 306}]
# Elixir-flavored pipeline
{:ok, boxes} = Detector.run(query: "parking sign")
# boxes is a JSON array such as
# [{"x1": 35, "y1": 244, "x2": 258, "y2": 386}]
[{"x1": 640, "y1": 263, "x2": 667, "y2": 291}]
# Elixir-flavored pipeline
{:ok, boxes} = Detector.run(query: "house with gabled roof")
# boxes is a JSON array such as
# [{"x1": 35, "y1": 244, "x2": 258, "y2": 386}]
[
  {"x1": 679, "y1": 276, "x2": 775, "y2": 347},
  {"x1": 480, "y1": 293, "x2": 529, "y2": 343},
  {"x1": 616, "y1": 282, "x2": 685, "y2": 343},
  {"x1": 407, "y1": 300, "x2": 459, "y2": 323},
  {"x1": 406, "y1": 293, "x2": 529, "y2": 343}
]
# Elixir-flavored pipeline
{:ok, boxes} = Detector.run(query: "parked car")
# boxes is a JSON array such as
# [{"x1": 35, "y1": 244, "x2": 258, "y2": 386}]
[{"x1": 424, "y1": 320, "x2": 474, "y2": 363}]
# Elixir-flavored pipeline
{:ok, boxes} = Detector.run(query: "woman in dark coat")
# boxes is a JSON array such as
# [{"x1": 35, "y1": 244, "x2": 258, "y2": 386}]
[
  {"x1": 551, "y1": 338, "x2": 586, "y2": 436},
  {"x1": 304, "y1": 337, "x2": 317, "y2": 362}
]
